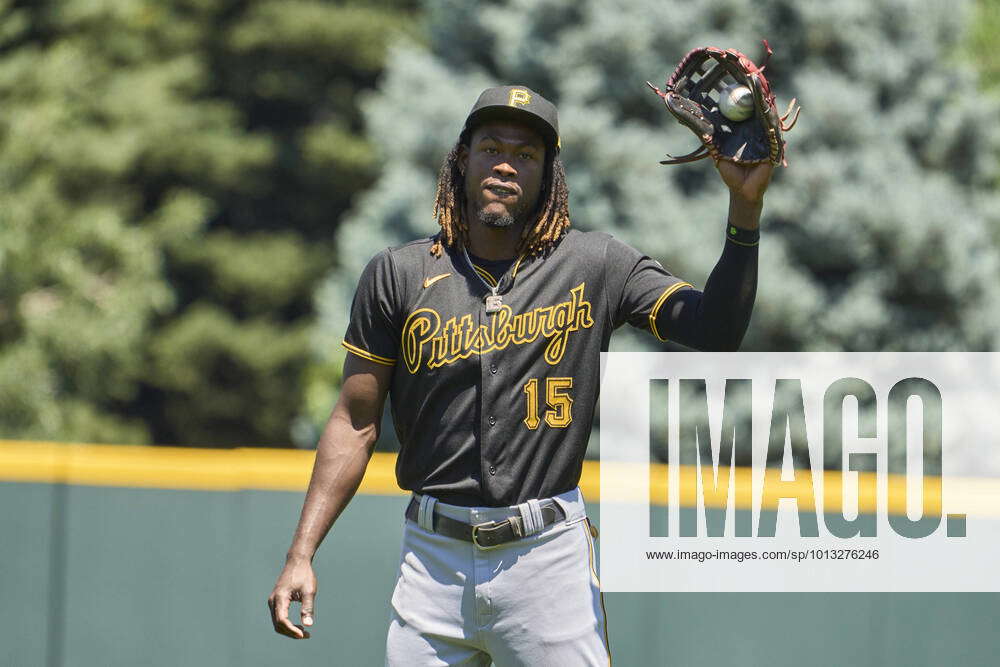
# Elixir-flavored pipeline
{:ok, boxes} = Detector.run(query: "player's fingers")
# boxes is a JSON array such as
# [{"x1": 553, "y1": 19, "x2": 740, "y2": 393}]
[
  {"x1": 301, "y1": 590, "x2": 316, "y2": 627},
  {"x1": 268, "y1": 595, "x2": 291, "y2": 636},
  {"x1": 271, "y1": 593, "x2": 305, "y2": 639}
]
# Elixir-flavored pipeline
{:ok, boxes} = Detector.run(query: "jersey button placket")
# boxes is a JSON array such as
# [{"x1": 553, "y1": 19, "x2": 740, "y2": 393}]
[{"x1": 478, "y1": 306, "x2": 494, "y2": 496}]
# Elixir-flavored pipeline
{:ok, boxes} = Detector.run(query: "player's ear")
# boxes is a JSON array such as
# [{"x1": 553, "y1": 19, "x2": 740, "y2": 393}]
[{"x1": 457, "y1": 144, "x2": 468, "y2": 176}]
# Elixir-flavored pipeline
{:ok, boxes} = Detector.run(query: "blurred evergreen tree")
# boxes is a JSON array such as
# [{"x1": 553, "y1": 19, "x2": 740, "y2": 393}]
[
  {"x1": 308, "y1": 0, "x2": 1000, "y2": 453},
  {"x1": 0, "y1": 0, "x2": 416, "y2": 446},
  {"x1": 970, "y1": 0, "x2": 1000, "y2": 92}
]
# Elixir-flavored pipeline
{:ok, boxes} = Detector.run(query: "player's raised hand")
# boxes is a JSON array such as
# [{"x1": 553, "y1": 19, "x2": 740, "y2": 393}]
[
  {"x1": 267, "y1": 558, "x2": 317, "y2": 639},
  {"x1": 715, "y1": 159, "x2": 774, "y2": 204}
]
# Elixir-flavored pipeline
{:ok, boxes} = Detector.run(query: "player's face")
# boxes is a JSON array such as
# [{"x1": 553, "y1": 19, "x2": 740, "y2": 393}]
[{"x1": 460, "y1": 121, "x2": 546, "y2": 229}]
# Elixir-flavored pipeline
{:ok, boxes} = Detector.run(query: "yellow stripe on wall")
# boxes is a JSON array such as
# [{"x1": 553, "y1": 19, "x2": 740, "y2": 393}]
[
  {"x1": 0, "y1": 440, "x2": 404, "y2": 495},
  {"x1": 2, "y1": 440, "x2": 998, "y2": 517}
]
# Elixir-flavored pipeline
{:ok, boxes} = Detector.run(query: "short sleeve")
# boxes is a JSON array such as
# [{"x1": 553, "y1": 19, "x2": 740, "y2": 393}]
[
  {"x1": 342, "y1": 250, "x2": 400, "y2": 366},
  {"x1": 605, "y1": 237, "x2": 693, "y2": 340}
]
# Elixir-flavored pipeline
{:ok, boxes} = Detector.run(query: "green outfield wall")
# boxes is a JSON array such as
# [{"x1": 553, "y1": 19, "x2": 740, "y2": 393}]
[{"x1": 1, "y1": 442, "x2": 998, "y2": 666}]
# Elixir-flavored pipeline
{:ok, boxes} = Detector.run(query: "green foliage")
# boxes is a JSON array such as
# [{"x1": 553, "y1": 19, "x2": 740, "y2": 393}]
[
  {"x1": 309, "y1": 0, "x2": 1000, "y2": 446},
  {"x1": 0, "y1": 0, "x2": 416, "y2": 446},
  {"x1": 150, "y1": 305, "x2": 311, "y2": 445},
  {"x1": 970, "y1": 0, "x2": 1000, "y2": 91}
]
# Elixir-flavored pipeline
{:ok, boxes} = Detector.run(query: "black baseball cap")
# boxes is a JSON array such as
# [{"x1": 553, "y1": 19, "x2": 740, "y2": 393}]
[{"x1": 461, "y1": 85, "x2": 560, "y2": 153}]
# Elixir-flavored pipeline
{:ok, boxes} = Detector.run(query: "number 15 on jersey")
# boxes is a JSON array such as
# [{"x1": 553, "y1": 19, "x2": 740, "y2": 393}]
[{"x1": 522, "y1": 377, "x2": 574, "y2": 429}]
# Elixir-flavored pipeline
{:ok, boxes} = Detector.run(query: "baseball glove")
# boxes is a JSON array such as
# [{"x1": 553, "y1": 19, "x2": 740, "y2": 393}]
[{"x1": 646, "y1": 40, "x2": 799, "y2": 166}]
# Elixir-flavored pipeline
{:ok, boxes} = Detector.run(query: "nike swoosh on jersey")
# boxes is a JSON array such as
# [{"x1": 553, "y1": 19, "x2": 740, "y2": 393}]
[{"x1": 422, "y1": 273, "x2": 452, "y2": 288}]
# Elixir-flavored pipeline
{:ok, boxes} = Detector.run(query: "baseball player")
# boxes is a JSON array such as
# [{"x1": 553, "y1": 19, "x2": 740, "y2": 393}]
[{"x1": 268, "y1": 85, "x2": 769, "y2": 665}]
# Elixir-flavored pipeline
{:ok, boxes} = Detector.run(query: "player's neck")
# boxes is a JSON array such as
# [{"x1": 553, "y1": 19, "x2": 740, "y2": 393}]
[{"x1": 465, "y1": 216, "x2": 524, "y2": 261}]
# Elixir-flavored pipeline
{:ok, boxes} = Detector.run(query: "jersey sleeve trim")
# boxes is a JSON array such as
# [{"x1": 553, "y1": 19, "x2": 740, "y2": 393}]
[
  {"x1": 341, "y1": 340, "x2": 396, "y2": 366},
  {"x1": 649, "y1": 282, "x2": 694, "y2": 342}
]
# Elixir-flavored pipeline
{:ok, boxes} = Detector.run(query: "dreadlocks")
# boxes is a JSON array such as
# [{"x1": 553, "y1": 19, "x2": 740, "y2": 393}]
[{"x1": 430, "y1": 142, "x2": 571, "y2": 258}]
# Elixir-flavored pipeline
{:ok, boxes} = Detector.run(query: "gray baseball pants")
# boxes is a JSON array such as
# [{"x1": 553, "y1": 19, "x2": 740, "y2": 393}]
[{"x1": 384, "y1": 487, "x2": 610, "y2": 666}]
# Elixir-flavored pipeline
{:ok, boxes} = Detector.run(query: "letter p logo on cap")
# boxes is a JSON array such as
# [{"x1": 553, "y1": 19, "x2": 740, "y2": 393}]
[{"x1": 508, "y1": 89, "x2": 531, "y2": 107}]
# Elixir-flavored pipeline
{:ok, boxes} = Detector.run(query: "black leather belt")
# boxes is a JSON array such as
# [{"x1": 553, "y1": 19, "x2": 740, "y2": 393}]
[{"x1": 405, "y1": 496, "x2": 566, "y2": 550}]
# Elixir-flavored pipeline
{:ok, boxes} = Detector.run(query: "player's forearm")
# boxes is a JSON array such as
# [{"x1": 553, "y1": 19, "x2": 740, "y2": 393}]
[
  {"x1": 657, "y1": 237, "x2": 758, "y2": 351},
  {"x1": 699, "y1": 237, "x2": 758, "y2": 349},
  {"x1": 284, "y1": 411, "x2": 378, "y2": 563}
]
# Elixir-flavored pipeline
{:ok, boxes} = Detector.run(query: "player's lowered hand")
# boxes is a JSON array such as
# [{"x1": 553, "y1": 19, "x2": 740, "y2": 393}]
[
  {"x1": 715, "y1": 159, "x2": 774, "y2": 204},
  {"x1": 267, "y1": 557, "x2": 317, "y2": 639}
]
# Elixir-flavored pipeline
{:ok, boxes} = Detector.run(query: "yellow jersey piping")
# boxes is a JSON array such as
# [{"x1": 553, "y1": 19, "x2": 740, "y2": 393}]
[
  {"x1": 471, "y1": 265, "x2": 499, "y2": 287},
  {"x1": 341, "y1": 341, "x2": 396, "y2": 366},
  {"x1": 649, "y1": 282, "x2": 693, "y2": 342}
]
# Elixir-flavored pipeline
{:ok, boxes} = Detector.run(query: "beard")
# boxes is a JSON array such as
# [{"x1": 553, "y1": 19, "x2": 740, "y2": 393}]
[{"x1": 477, "y1": 207, "x2": 517, "y2": 228}]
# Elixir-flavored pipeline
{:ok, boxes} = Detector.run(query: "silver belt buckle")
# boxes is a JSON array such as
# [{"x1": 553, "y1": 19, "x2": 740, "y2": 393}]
[{"x1": 471, "y1": 514, "x2": 525, "y2": 550}]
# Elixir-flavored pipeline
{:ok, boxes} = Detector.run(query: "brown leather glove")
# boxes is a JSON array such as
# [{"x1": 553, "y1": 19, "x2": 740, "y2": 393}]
[{"x1": 647, "y1": 40, "x2": 800, "y2": 166}]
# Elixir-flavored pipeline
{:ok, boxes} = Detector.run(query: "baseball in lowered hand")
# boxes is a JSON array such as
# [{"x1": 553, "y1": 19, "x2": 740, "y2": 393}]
[{"x1": 719, "y1": 83, "x2": 754, "y2": 122}]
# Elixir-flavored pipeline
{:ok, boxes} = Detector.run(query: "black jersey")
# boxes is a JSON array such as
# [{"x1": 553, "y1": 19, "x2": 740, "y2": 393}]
[{"x1": 342, "y1": 228, "x2": 756, "y2": 506}]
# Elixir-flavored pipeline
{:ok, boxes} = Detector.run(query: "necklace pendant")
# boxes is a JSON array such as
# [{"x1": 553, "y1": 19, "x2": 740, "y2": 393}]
[{"x1": 485, "y1": 294, "x2": 503, "y2": 313}]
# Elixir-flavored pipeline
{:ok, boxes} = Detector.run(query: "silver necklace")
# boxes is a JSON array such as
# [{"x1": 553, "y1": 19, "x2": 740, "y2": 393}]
[{"x1": 462, "y1": 246, "x2": 504, "y2": 314}]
